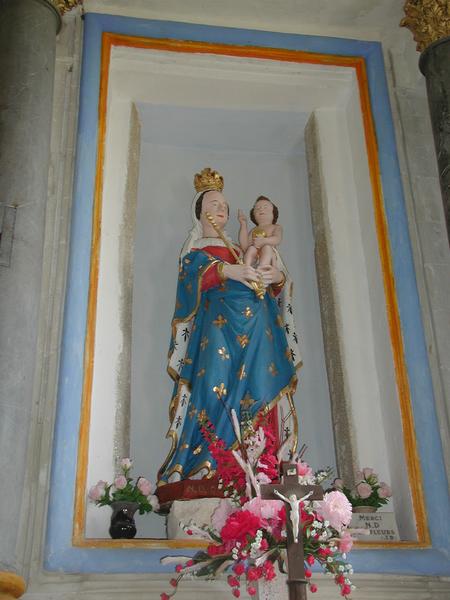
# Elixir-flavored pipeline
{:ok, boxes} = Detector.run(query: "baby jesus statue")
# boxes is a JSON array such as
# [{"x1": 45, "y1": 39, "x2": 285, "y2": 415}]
[{"x1": 238, "y1": 195, "x2": 283, "y2": 269}]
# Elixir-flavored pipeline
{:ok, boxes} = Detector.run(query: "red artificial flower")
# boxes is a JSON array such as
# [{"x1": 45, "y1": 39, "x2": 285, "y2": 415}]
[
  {"x1": 263, "y1": 560, "x2": 276, "y2": 581},
  {"x1": 246, "y1": 567, "x2": 261, "y2": 582},
  {"x1": 248, "y1": 587, "x2": 257, "y2": 596},
  {"x1": 310, "y1": 584, "x2": 318, "y2": 593},
  {"x1": 169, "y1": 579, "x2": 178, "y2": 588},
  {"x1": 221, "y1": 511, "x2": 262, "y2": 544},
  {"x1": 304, "y1": 569, "x2": 312, "y2": 578},
  {"x1": 232, "y1": 589, "x2": 240, "y2": 598},
  {"x1": 175, "y1": 564, "x2": 183, "y2": 573},
  {"x1": 186, "y1": 560, "x2": 194, "y2": 567},
  {"x1": 260, "y1": 538, "x2": 269, "y2": 551},
  {"x1": 161, "y1": 594, "x2": 170, "y2": 600},
  {"x1": 336, "y1": 574, "x2": 345, "y2": 585},
  {"x1": 306, "y1": 555, "x2": 315, "y2": 565},
  {"x1": 233, "y1": 563, "x2": 245, "y2": 576},
  {"x1": 227, "y1": 576, "x2": 240, "y2": 588},
  {"x1": 341, "y1": 584, "x2": 352, "y2": 596}
]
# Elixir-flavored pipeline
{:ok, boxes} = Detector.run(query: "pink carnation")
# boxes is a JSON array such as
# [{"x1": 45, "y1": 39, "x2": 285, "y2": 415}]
[
  {"x1": 296, "y1": 461, "x2": 313, "y2": 477},
  {"x1": 137, "y1": 477, "x2": 152, "y2": 496},
  {"x1": 114, "y1": 475, "x2": 127, "y2": 490},
  {"x1": 338, "y1": 531, "x2": 354, "y2": 553},
  {"x1": 243, "y1": 497, "x2": 284, "y2": 523},
  {"x1": 316, "y1": 491, "x2": 352, "y2": 531},
  {"x1": 356, "y1": 482, "x2": 372, "y2": 499},
  {"x1": 378, "y1": 483, "x2": 392, "y2": 498}
]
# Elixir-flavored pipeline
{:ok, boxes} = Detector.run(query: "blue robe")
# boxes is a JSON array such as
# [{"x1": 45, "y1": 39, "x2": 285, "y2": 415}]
[{"x1": 157, "y1": 247, "x2": 297, "y2": 485}]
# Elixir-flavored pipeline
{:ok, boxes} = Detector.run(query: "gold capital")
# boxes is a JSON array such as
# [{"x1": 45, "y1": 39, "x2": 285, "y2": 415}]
[
  {"x1": 0, "y1": 571, "x2": 26, "y2": 599},
  {"x1": 50, "y1": 0, "x2": 83, "y2": 15},
  {"x1": 401, "y1": 0, "x2": 450, "y2": 52}
]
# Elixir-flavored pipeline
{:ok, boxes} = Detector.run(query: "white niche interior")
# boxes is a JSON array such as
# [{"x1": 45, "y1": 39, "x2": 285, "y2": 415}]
[{"x1": 83, "y1": 44, "x2": 416, "y2": 541}]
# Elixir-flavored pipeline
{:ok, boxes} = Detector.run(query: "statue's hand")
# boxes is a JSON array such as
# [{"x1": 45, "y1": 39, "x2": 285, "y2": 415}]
[
  {"x1": 223, "y1": 263, "x2": 260, "y2": 289},
  {"x1": 238, "y1": 209, "x2": 247, "y2": 224},
  {"x1": 257, "y1": 265, "x2": 283, "y2": 286}
]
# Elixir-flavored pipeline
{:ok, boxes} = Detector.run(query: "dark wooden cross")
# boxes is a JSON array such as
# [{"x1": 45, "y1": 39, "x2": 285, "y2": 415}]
[{"x1": 260, "y1": 463, "x2": 324, "y2": 600}]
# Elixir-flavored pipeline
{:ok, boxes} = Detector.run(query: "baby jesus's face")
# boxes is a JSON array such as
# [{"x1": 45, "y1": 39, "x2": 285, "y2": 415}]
[{"x1": 253, "y1": 198, "x2": 274, "y2": 226}]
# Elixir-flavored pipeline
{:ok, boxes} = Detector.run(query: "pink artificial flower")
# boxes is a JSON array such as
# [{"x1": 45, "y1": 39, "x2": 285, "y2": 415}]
[
  {"x1": 378, "y1": 483, "x2": 392, "y2": 498},
  {"x1": 120, "y1": 458, "x2": 133, "y2": 471},
  {"x1": 333, "y1": 478, "x2": 344, "y2": 490},
  {"x1": 338, "y1": 531, "x2": 354, "y2": 553},
  {"x1": 149, "y1": 495, "x2": 160, "y2": 511},
  {"x1": 243, "y1": 497, "x2": 284, "y2": 524},
  {"x1": 114, "y1": 475, "x2": 127, "y2": 490},
  {"x1": 362, "y1": 468, "x2": 374, "y2": 478},
  {"x1": 356, "y1": 482, "x2": 372, "y2": 499},
  {"x1": 137, "y1": 477, "x2": 152, "y2": 496},
  {"x1": 255, "y1": 471, "x2": 271, "y2": 485},
  {"x1": 316, "y1": 491, "x2": 352, "y2": 531},
  {"x1": 88, "y1": 480, "x2": 107, "y2": 501},
  {"x1": 355, "y1": 471, "x2": 364, "y2": 482},
  {"x1": 296, "y1": 461, "x2": 313, "y2": 477},
  {"x1": 212, "y1": 499, "x2": 236, "y2": 531}
]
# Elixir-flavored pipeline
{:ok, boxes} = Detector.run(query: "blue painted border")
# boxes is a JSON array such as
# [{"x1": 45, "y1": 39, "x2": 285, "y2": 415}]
[{"x1": 45, "y1": 13, "x2": 450, "y2": 574}]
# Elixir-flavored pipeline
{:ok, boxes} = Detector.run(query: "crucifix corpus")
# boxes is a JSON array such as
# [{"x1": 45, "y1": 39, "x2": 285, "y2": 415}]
[{"x1": 260, "y1": 462, "x2": 324, "y2": 600}]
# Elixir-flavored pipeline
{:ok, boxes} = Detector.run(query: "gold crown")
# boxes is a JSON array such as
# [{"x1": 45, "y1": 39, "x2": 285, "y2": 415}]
[{"x1": 194, "y1": 168, "x2": 224, "y2": 193}]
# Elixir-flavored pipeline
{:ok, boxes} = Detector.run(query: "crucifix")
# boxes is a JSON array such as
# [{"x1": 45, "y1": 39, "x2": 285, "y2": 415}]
[{"x1": 260, "y1": 463, "x2": 324, "y2": 600}]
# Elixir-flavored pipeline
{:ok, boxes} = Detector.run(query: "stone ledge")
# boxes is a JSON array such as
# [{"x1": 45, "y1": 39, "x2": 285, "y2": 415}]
[{"x1": 22, "y1": 573, "x2": 450, "y2": 600}]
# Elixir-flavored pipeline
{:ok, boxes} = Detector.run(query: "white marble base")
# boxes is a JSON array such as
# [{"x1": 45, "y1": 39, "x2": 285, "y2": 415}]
[{"x1": 167, "y1": 498, "x2": 224, "y2": 539}]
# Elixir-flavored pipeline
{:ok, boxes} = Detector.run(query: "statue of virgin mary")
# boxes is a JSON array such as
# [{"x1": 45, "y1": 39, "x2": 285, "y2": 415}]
[{"x1": 156, "y1": 168, "x2": 301, "y2": 500}]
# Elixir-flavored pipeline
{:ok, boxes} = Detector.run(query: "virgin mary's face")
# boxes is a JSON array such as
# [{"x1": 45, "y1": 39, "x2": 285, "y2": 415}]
[{"x1": 199, "y1": 191, "x2": 229, "y2": 229}]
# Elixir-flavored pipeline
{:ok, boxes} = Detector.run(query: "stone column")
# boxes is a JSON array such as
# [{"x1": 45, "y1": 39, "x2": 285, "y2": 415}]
[
  {"x1": 401, "y1": 1, "x2": 450, "y2": 243},
  {"x1": 419, "y1": 36, "x2": 450, "y2": 243},
  {"x1": 0, "y1": 0, "x2": 61, "y2": 593}
]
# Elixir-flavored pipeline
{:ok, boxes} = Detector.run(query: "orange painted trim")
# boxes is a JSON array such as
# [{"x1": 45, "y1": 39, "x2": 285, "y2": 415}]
[
  {"x1": 354, "y1": 58, "x2": 430, "y2": 546},
  {"x1": 73, "y1": 32, "x2": 113, "y2": 545},
  {"x1": 73, "y1": 32, "x2": 430, "y2": 550}
]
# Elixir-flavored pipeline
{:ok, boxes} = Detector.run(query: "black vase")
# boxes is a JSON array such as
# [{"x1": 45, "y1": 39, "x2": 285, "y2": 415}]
[{"x1": 109, "y1": 501, "x2": 139, "y2": 539}]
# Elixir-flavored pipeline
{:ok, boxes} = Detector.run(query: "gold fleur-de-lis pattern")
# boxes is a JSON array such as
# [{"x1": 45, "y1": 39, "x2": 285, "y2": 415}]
[
  {"x1": 213, "y1": 383, "x2": 227, "y2": 399},
  {"x1": 213, "y1": 314, "x2": 227, "y2": 328},
  {"x1": 236, "y1": 334, "x2": 250, "y2": 348},
  {"x1": 268, "y1": 362, "x2": 279, "y2": 376},
  {"x1": 243, "y1": 306, "x2": 253, "y2": 318},
  {"x1": 218, "y1": 346, "x2": 230, "y2": 360}
]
